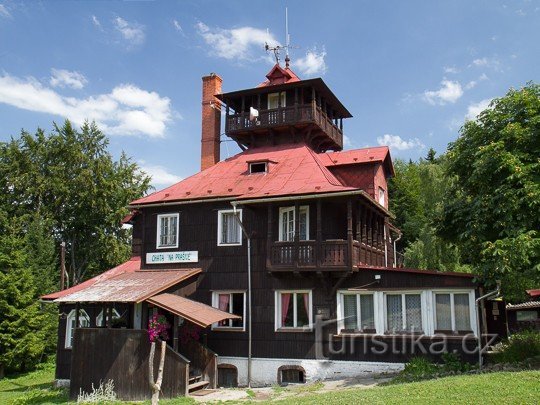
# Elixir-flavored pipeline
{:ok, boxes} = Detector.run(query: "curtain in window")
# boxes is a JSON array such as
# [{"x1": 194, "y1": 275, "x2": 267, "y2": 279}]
[
  {"x1": 360, "y1": 295, "x2": 375, "y2": 330},
  {"x1": 386, "y1": 295, "x2": 402, "y2": 332},
  {"x1": 281, "y1": 293, "x2": 292, "y2": 327},
  {"x1": 218, "y1": 294, "x2": 230, "y2": 326},
  {"x1": 435, "y1": 294, "x2": 452, "y2": 330},
  {"x1": 343, "y1": 295, "x2": 358, "y2": 330},
  {"x1": 405, "y1": 294, "x2": 422, "y2": 332},
  {"x1": 296, "y1": 293, "x2": 309, "y2": 327},
  {"x1": 222, "y1": 213, "x2": 239, "y2": 244},
  {"x1": 454, "y1": 294, "x2": 471, "y2": 331},
  {"x1": 160, "y1": 216, "x2": 177, "y2": 246}
]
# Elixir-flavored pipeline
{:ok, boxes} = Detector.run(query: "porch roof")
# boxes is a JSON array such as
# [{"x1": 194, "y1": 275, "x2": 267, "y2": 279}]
[
  {"x1": 53, "y1": 268, "x2": 202, "y2": 304},
  {"x1": 146, "y1": 293, "x2": 241, "y2": 328}
]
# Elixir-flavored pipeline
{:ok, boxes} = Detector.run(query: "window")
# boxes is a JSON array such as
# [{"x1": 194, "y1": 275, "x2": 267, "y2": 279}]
[
  {"x1": 96, "y1": 308, "x2": 120, "y2": 327},
  {"x1": 65, "y1": 309, "x2": 90, "y2": 348},
  {"x1": 516, "y1": 310, "x2": 538, "y2": 321},
  {"x1": 267, "y1": 92, "x2": 286, "y2": 109},
  {"x1": 157, "y1": 213, "x2": 179, "y2": 249},
  {"x1": 276, "y1": 290, "x2": 312, "y2": 330},
  {"x1": 278, "y1": 206, "x2": 309, "y2": 242},
  {"x1": 378, "y1": 187, "x2": 385, "y2": 206},
  {"x1": 249, "y1": 162, "x2": 267, "y2": 174},
  {"x1": 212, "y1": 291, "x2": 245, "y2": 330},
  {"x1": 385, "y1": 293, "x2": 423, "y2": 333},
  {"x1": 338, "y1": 293, "x2": 376, "y2": 333},
  {"x1": 217, "y1": 209, "x2": 242, "y2": 246},
  {"x1": 434, "y1": 292, "x2": 473, "y2": 332}
]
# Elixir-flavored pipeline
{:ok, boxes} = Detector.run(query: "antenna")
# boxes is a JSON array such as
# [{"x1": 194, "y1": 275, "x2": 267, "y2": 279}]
[{"x1": 285, "y1": 7, "x2": 290, "y2": 68}]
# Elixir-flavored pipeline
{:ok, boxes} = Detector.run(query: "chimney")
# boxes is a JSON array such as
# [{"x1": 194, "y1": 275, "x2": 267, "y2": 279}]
[{"x1": 201, "y1": 73, "x2": 222, "y2": 171}]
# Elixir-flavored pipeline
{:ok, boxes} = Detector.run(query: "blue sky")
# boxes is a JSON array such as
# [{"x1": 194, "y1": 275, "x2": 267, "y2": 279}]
[{"x1": 0, "y1": 1, "x2": 538, "y2": 188}]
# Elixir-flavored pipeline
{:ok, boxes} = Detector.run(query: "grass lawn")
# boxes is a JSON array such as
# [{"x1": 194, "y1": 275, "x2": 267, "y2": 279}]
[{"x1": 1, "y1": 364, "x2": 539, "y2": 404}]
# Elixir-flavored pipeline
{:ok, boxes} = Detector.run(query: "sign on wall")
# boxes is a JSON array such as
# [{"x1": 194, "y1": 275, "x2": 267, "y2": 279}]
[{"x1": 146, "y1": 251, "x2": 198, "y2": 264}]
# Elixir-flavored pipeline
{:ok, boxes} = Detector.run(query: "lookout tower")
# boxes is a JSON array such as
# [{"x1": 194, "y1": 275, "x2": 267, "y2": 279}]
[{"x1": 217, "y1": 63, "x2": 352, "y2": 153}]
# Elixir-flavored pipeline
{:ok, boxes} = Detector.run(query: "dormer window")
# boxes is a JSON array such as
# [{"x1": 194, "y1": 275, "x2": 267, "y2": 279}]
[
  {"x1": 249, "y1": 161, "x2": 268, "y2": 174},
  {"x1": 157, "y1": 213, "x2": 179, "y2": 249},
  {"x1": 268, "y1": 92, "x2": 286, "y2": 109}
]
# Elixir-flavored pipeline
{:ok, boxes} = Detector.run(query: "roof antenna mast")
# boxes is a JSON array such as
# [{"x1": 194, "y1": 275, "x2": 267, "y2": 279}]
[{"x1": 285, "y1": 7, "x2": 290, "y2": 68}]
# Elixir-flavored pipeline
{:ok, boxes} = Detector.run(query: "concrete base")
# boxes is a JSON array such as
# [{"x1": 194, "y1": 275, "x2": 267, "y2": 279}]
[
  {"x1": 54, "y1": 379, "x2": 70, "y2": 388},
  {"x1": 218, "y1": 356, "x2": 404, "y2": 387}
]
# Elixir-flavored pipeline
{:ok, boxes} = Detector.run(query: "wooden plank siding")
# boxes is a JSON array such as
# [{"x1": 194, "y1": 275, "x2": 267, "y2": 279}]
[
  {"x1": 69, "y1": 328, "x2": 189, "y2": 400},
  {"x1": 137, "y1": 199, "x2": 477, "y2": 364}
]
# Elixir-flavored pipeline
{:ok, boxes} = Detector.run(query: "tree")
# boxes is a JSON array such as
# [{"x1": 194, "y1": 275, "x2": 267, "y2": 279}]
[
  {"x1": 389, "y1": 158, "x2": 468, "y2": 272},
  {"x1": 0, "y1": 212, "x2": 51, "y2": 375},
  {"x1": 0, "y1": 120, "x2": 151, "y2": 284},
  {"x1": 440, "y1": 83, "x2": 540, "y2": 301}
]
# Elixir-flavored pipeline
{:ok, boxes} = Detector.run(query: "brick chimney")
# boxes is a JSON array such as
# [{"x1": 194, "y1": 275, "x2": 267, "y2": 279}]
[{"x1": 201, "y1": 73, "x2": 222, "y2": 171}]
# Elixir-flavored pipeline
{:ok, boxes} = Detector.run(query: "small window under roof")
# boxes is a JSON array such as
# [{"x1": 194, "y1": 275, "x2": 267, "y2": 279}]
[{"x1": 249, "y1": 161, "x2": 268, "y2": 174}]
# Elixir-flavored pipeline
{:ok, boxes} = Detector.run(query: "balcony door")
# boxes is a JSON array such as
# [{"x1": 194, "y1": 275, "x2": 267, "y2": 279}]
[{"x1": 279, "y1": 206, "x2": 309, "y2": 242}]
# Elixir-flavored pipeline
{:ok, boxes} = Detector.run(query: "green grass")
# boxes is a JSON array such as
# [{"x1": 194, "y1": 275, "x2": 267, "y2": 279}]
[
  {"x1": 2, "y1": 364, "x2": 539, "y2": 404},
  {"x1": 0, "y1": 361, "x2": 67, "y2": 405}
]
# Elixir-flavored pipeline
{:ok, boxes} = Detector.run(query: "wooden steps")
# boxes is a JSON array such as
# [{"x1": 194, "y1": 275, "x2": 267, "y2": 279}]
[{"x1": 188, "y1": 380, "x2": 210, "y2": 392}]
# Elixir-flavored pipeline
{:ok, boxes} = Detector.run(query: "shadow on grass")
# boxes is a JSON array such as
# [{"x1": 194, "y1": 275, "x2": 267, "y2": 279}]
[
  {"x1": 2, "y1": 382, "x2": 54, "y2": 393},
  {"x1": 10, "y1": 388, "x2": 68, "y2": 405}
]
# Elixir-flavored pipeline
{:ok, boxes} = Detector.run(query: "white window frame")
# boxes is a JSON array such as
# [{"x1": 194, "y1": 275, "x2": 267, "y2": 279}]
[
  {"x1": 336, "y1": 291, "x2": 376, "y2": 332},
  {"x1": 249, "y1": 162, "x2": 268, "y2": 174},
  {"x1": 217, "y1": 209, "x2": 243, "y2": 246},
  {"x1": 278, "y1": 206, "x2": 310, "y2": 242},
  {"x1": 156, "y1": 213, "x2": 179, "y2": 249},
  {"x1": 211, "y1": 291, "x2": 246, "y2": 331},
  {"x1": 383, "y1": 292, "x2": 425, "y2": 334},
  {"x1": 96, "y1": 308, "x2": 121, "y2": 327},
  {"x1": 275, "y1": 290, "x2": 313, "y2": 331},
  {"x1": 65, "y1": 309, "x2": 90, "y2": 349},
  {"x1": 378, "y1": 187, "x2": 385, "y2": 206},
  {"x1": 432, "y1": 290, "x2": 475, "y2": 333},
  {"x1": 267, "y1": 92, "x2": 286, "y2": 109}
]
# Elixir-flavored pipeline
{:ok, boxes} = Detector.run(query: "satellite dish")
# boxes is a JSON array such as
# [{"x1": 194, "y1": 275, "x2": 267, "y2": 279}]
[{"x1": 249, "y1": 107, "x2": 259, "y2": 121}]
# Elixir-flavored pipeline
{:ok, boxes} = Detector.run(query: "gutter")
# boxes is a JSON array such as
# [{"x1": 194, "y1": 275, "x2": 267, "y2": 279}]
[
  {"x1": 128, "y1": 196, "x2": 237, "y2": 209},
  {"x1": 231, "y1": 190, "x2": 393, "y2": 217}
]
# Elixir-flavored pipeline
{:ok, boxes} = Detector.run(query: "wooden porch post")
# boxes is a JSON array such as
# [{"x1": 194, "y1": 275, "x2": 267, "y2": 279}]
[
  {"x1": 316, "y1": 199, "x2": 322, "y2": 267},
  {"x1": 75, "y1": 302, "x2": 80, "y2": 331},
  {"x1": 101, "y1": 304, "x2": 106, "y2": 327},
  {"x1": 173, "y1": 316, "x2": 179, "y2": 352},
  {"x1": 347, "y1": 199, "x2": 354, "y2": 270},
  {"x1": 267, "y1": 204, "x2": 273, "y2": 268},
  {"x1": 294, "y1": 201, "x2": 300, "y2": 268},
  {"x1": 107, "y1": 305, "x2": 113, "y2": 329}
]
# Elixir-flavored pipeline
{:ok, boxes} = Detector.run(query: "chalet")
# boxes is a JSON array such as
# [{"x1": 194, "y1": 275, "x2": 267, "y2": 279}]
[{"x1": 42, "y1": 62, "x2": 481, "y2": 400}]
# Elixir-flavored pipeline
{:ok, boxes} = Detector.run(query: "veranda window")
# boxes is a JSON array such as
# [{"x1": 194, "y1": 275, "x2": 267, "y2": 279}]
[
  {"x1": 276, "y1": 291, "x2": 312, "y2": 330},
  {"x1": 65, "y1": 309, "x2": 90, "y2": 348},
  {"x1": 279, "y1": 206, "x2": 309, "y2": 242},
  {"x1": 340, "y1": 293, "x2": 376, "y2": 332},
  {"x1": 435, "y1": 293, "x2": 472, "y2": 332},
  {"x1": 386, "y1": 293, "x2": 423, "y2": 333}
]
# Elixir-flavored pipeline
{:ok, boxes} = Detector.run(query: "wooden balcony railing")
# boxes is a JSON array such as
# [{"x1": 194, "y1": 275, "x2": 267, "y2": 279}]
[
  {"x1": 269, "y1": 239, "x2": 388, "y2": 271},
  {"x1": 225, "y1": 104, "x2": 343, "y2": 148}
]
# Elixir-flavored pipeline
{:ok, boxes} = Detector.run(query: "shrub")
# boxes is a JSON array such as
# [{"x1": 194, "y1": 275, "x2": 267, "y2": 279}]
[
  {"x1": 441, "y1": 352, "x2": 472, "y2": 373},
  {"x1": 401, "y1": 357, "x2": 439, "y2": 377},
  {"x1": 77, "y1": 380, "x2": 117, "y2": 403},
  {"x1": 492, "y1": 331, "x2": 540, "y2": 364}
]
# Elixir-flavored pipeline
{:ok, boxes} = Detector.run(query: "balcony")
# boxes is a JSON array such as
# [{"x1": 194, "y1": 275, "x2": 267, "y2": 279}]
[
  {"x1": 225, "y1": 103, "x2": 343, "y2": 151},
  {"x1": 268, "y1": 239, "x2": 388, "y2": 272}
]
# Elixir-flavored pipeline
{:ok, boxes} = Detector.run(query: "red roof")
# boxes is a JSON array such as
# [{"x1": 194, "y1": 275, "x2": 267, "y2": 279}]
[
  {"x1": 319, "y1": 146, "x2": 395, "y2": 176},
  {"x1": 41, "y1": 257, "x2": 141, "y2": 301},
  {"x1": 527, "y1": 289, "x2": 540, "y2": 298},
  {"x1": 131, "y1": 143, "x2": 357, "y2": 206},
  {"x1": 257, "y1": 63, "x2": 301, "y2": 87}
]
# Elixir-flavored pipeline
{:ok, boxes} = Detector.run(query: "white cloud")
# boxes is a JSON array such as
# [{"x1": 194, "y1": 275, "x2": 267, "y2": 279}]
[
  {"x1": 465, "y1": 98, "x2": 493, "y2": 121},
  {"x1": 376, "y1": 134, "x2": 425, "y2": 151},
  {"x1": 139, "y1": 162, "x2": 182, "y2": 187},
  {"x1": 471, "y1": 57, "x2": 489, "y2": 67},
  {"x1": 464, "y1": 73, "x2": 488, "y2": 90},
  {"x1": 50, "y1": 69, "x2": 88, "y2": 90},
  {"x1": 444, "y1": 66, "x2": 459, "y2": 74},
  {"x1": 0, "y1": 73, "x2": 172, "y2": 138},
  {"x1": 423, "y1": 79, "x2": 464, "y2": 105},
  {"x1": 470, "y1": 57, "x2": 501, "y2": 71},
  {"x1": 173, "y1": 20, "x2": 184, "y2": 34},
  {"x1": 196, "y1": 21, "x2": 278, "y2": 60},
  {"x1": 294, "y1": 48, "x2": 327, "y2": 76},
  {"x1": 114, "y1": 17, "x2": 145, "y2": 46},
  {"x1": 91, "y1": 15, "x2": 101, "y2": 28},
  {"x1": 0, "y1": 4, "x2": 11, "y2": 18}
]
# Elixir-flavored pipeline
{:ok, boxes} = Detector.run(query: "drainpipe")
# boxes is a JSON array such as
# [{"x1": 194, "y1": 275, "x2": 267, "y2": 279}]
[
  {"x1": 384, "y1": 227, "x2": 388, "y2": 267},
  {"x1": 393, "y1": 232, "x2": 402, "y2": 267},
  {"x1": 475, "y1": 282, "x2": 501, "y2": 370},
  {"x1": 232, "y1": 205, "x2": 252, "y2": 388}
]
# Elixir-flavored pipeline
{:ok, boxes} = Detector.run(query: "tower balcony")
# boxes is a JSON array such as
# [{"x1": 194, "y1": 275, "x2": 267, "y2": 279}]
[{"x1": 225, "y1": 103, "x2": 343, "y2": 151}]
